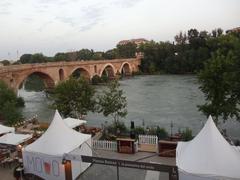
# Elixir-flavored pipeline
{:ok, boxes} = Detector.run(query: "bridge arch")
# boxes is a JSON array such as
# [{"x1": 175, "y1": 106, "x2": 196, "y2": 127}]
[
  {"x1": 59, "y1": 68, "x2": 64, "y2": 81},
  {"x1": 17, "y1": 71, "x2": 55, "y2": 91},
  {"x1": 71, "y1": 67, "x2": 91, "y2": 80},
  {"x1": 119, "y1": 62, "x2": 132, "y2": 76},
  {"x1": 100, "y1": 63, "x2": 116, "y2": 79}
]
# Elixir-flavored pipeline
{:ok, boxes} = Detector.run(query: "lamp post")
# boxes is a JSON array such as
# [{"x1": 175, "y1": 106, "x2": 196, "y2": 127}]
[{"x1": 170, "y1": 121, "x2": 173, "y2": 137}]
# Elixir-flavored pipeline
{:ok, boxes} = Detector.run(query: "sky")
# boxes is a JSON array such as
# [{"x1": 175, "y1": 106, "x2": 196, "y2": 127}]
[{"x1": 0, "y1": 0, "x2": 239, "y2": 60}]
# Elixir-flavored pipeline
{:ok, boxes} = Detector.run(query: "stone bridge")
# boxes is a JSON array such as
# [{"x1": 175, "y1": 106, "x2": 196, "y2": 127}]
[{"x1": 0, "y1": 57, "x2": 141, "y2": 92}]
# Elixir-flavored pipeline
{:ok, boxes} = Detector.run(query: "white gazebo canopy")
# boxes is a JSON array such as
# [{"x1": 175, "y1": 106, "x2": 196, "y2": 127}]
[
  {"x1": 63, "y1": 117, "x2": 86, "y2": 129},
  {"x1": 0, "y1": 133, "x2": 32, "y2": 145},
  {"x1": 0, "y1": 124, "x2": 15, "y2": 135},
  {"x1": 23, "y1": 110, "x2": 92, "y2": 180},
  {"x1": 177, "y1": 116, "x2": 240, "y2": 179},
  {"x1": 24, "y1": 110, "x2": 91, "y2": 156}
]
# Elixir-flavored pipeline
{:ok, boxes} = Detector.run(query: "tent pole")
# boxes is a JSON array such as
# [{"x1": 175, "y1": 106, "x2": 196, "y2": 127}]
[
  {"x1": 116, "y1": 163, "x2": 119, "y2": 180},
  {"x1": 65, "y1": 160, "x2": 73, "y2": 180}
]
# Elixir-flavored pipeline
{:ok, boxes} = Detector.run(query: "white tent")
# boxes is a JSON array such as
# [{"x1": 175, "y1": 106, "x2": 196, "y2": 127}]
[
  {"x1": 23, "y1": 110, "x2": 92, "y2": 180},
  {"x1": 0, "y1": 133, "x2": 32, "y2": 145},
  {"x1": 0, "y1": 124, "x2": 15, "y2": 135},
  {"x1": 63, "y1": 117, "x2": 86, "y2": 129},
  {"x1": 177, "y1": 116, "x2": 240, "y2": 180}
]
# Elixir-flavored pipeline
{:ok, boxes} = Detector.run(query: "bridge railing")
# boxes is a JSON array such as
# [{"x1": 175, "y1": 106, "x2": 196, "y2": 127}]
[{"x1": 0, "y1": 58, "x2": 139, "y2": 73}]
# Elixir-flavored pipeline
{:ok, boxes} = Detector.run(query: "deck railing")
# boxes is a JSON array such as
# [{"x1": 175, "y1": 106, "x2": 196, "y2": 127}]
[
  {"x1": 138, "y1": 135, "x2": 158, "y2": 144},
  {"x1": 92, "y1": 140, "x2": 117, "y2": 151}
]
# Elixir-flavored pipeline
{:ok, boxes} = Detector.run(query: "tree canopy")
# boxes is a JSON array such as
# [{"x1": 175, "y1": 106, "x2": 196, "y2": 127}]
[
  {"x1": 198, "y1": 33, "x2": 240, "y2": 124},
  {"x1": 97, "y1": 80, "x2": 127, "y2": 123},
  {"x1": 0, "y1": 81, "x2": 24, "y2": 125},
  {"x1": 51, "y1": 77, "x2": 96, "y2": 118}
]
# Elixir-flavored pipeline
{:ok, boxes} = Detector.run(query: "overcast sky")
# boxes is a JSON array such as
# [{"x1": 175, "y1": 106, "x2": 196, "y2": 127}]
[{"x1": 0, "y1": 0, "x2": 239, "y2": 60}]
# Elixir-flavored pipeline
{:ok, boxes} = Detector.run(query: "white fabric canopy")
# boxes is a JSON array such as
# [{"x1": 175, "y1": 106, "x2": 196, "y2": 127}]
[
  {"x1": 0, "y1": 124, "x2": 15, "y2": 134},
  {"x1": 24, "y1": 110, "x2": 91, "y2": 156},
  {"x1": 0, "y1": 133, "x2": 32, "y2": 145},
  {"x1": 63, "y1": 117, "x2": 86, "y2": 129},
  {"x1": 23, "y1": 110, "x2": 92, "y2": 180},
  {"x1": 177, "y1": 116, "x2": 240, "y2": 179}
]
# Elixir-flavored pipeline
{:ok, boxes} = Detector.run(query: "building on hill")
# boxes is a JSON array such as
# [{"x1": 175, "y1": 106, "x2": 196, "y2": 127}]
[
  {"x1": 118, "y1": 38, "x2": 149, "y2": 47},
  {"x1": 226, "y1": 27, "x2": 240, "y2": 34}
]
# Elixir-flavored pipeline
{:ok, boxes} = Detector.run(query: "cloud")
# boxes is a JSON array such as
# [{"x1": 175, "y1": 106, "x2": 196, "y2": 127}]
[
  {"x1": 0, "y1": 11, "x2": 10, "y2": 15},
  {"x1": 55, "y1": 16, "x2": 76, "y2": 27},
  {"x1": 54, "y1": 2, "x2": 106, "y2": 31},
  {"x1": 22, "y1": 17, "x2": 34, "y2": 23},
  {"x1": 37, "y1": 21, "x2": 53, "y2": 32},
  {"x1": 0, "y1": 1, "x2": 12, "y2": 15},
  {"x1": 112, "y1": 0, "x2": 143, "y2": 8}
]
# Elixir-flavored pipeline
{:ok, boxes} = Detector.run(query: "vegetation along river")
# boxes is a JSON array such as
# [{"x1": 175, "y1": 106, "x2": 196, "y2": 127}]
[{"x1": 18, "y1": 75, "x2": 240, "y2": 140}]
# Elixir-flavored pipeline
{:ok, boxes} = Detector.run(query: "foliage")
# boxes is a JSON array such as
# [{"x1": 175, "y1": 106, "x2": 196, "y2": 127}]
[
  {"x1": 134, "y1": 126, "x2": 145, "y2": 135},
  {"x1": 77, "y1": 49, "x2": 94, "y2": 60},
  {"x1": 51, "y1": 77, "x2": 96, "y2": 118},
  {"x1": 116, "y1": 42, "x2": 137, "y2": 58},
  {"x1": 1, "y1": 102, "x2": 23, "y2": 126},
  {"x1": 139, "y1": 28, "x2": 226, "y2": 74},
  {"x1": 91, "y1": 75, "x2": 102, "y2": 85},
  {"x1": 19, "y1": 53, "x2": 48, "y2": 64},
  {"x1": 103, "y1": 49, "x2": 118, "y2": 59},
  {"x1": 181, "y1": 127, "x2": 193, "y2": 141},
  {"x1": 0, "y1": 60, "x2": 10, "y2": 66},
  {"x1": 156, "y1": 126, "x2": 168, "y2": 140},
  {"x1": 54, "y1": 53, "x2": 67, "y2": 61},
  {"x1": 106, "y1": 120, "x2": 128, "y2": 135},
  {"x1": 0, "y1": 81, "x2": 24, "y2": 125},
  {"x1": 97, "y1": 80, "x2": 127, "y2": 123},
  {"x1": 19, "y1": 54, "x2": 32, "y2": 64},
  {"x1": 24, "y1": 74, "x2": 45, "y2": 91},
  {"x1": 198, "y1": 33, "x2": 240, "y2": 124}
]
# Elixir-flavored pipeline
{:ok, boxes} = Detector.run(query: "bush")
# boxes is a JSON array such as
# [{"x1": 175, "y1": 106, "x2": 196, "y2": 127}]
[
  {"x1": 181, "y1": 127, "x2": 193, "y2": 141},
  {"x1": 16, "y1": 97, "x2": 25, "y2": 107},
  {"x1": 92, "y1": 75, "x2": 102, "y2": 85},
  {"x1": 134, "y1": 126, "x2": 145, "y2": 135},
  {"x1": 106, "y1": 121, "x2": 128, "y2": 135},
  {"x1": 156, "y1": 126, "x2": 168, "y2": 140}
]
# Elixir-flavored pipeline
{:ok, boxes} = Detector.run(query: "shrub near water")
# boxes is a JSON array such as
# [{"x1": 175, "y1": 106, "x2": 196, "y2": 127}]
[{"x1": 0, "y1": 81, "x2": 24, "y2": 125}]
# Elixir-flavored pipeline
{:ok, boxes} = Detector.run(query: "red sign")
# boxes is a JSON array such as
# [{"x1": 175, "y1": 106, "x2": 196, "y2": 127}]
[{"x1": 44, "y1": 162, "x2": 51, "y2": 175}]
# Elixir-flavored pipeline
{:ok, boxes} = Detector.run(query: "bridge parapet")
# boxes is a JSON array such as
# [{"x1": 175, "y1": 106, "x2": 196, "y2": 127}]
[{"x1": 0, "y1": 58, "x2": 139, "y2": 72}]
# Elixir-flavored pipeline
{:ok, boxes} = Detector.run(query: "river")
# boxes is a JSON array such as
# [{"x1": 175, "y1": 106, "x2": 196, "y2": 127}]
[{"x1": 18, "y1": 75, "x2": 240, "y2": 139}]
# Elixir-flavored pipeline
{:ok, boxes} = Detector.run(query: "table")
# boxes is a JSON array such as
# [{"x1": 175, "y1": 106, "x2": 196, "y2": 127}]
[{"x1": 117, "y1": 138, "x2": 136, "y2": 154}]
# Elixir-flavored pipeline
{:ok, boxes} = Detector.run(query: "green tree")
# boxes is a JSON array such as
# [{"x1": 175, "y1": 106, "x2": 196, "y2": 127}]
[
  {"x1": 156, "y1": 126, "x2": 168, "y2": 140},
  {"x1": 181, "y1": 127, "x2": 193, "y2": 141},
  {"x1": 77, "y1": 49, "x2": 94, "y2": 60},
  {"x1": 19, "y1": 54, "x2": 32, "y2": 64},
  {"x1": 0, "y1": 60, "x2": 10, "y2": 66},
  {"x1": 117, "y1": 42, "x2": 137, "y2": 58},
  {"x1": 31, "y1": 53, "x2": 47, "y2": 63},
  {"x1": 103, "y1": 49, "x2": 118, "y2": 59},
  {"x1": 97, "y1": 80, "x2": 127, "y2": 123},
  {"x1": 1, "y1": 102, "x2": 23, "y2": 126},
  {"x1": 92, "y1": 52, "x2": 104, "y2": 60},
  {"x1": 198, "y1": 34, "x2": 240, "y2": 124},
  {"x1": 51, "y1": 77, "x2": 96, "y2": 118},
  {"x1": 0, "y1": 81, "x2": 24, "y2": 125},
  {"x1": 54, "y1": 53, "x2": 67, "y2": 61},
  {"x1": 174, "y1": 31, "x2": 187, "y2": 45}
]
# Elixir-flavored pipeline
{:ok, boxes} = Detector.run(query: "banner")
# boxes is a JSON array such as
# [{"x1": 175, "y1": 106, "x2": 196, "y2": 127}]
[{"x1": 23, "y1": 151, "x2": 65, "y2": 180}]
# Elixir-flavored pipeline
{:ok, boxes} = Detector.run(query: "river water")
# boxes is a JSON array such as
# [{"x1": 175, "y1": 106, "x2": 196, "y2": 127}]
[{"x1": 18, "y1": 75, "x2": 240, "y2": 139}]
